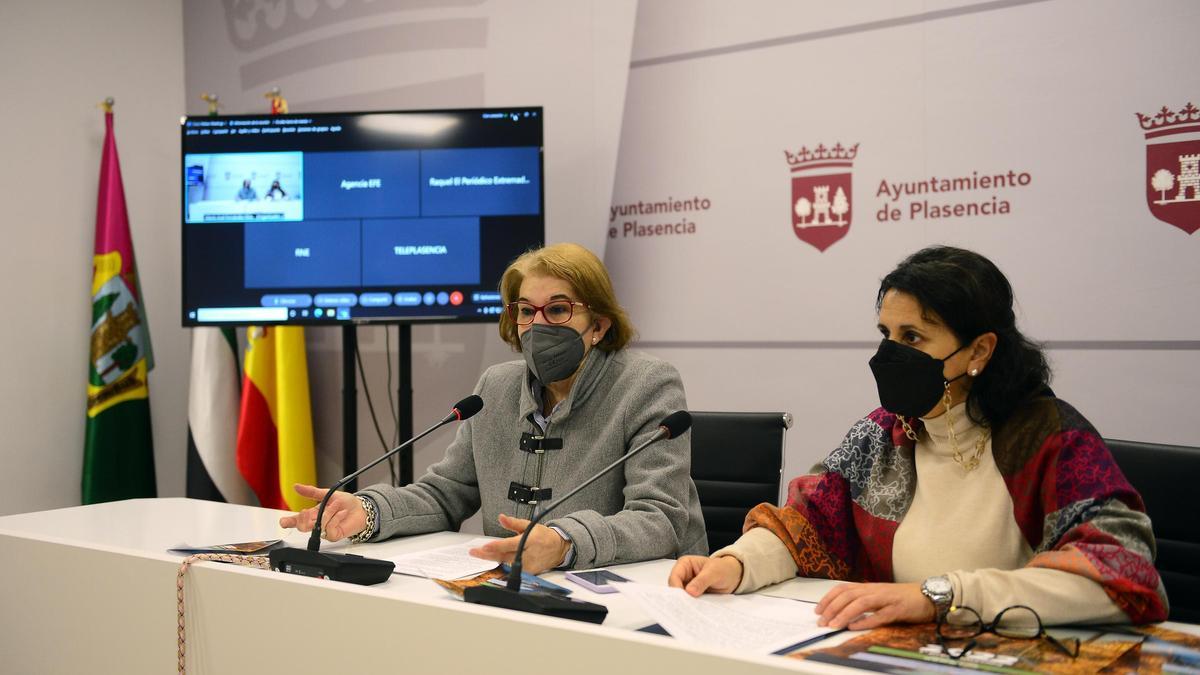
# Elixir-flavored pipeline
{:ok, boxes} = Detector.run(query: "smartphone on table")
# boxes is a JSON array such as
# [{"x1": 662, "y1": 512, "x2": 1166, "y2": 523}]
[{"x1": 564, "y1": 569, "x2": 630, "y2": 594}]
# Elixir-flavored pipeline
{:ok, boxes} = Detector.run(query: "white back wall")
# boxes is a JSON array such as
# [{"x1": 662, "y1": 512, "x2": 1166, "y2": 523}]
[
  {"x1": 182, "y1": 0, "x2": 638, "y2": 529},
  {"x1": 5, "y1": 0, "x2": 1191, "y2": 521},
  {"x1": 0, "y1": 0, "x2": 186, "y2": 516},
  {"x1": 608, "y1": 0, "x2": 1200, "y2": 476}
]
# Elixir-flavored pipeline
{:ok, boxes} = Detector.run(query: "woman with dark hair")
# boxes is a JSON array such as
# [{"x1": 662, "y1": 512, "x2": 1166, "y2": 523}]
[
  {"x1": 670, "y1": 246, "x2": 1167, "y2": 630},
  {"x1": 265, "y1": 180, "x2": 286, "y2": 199}
]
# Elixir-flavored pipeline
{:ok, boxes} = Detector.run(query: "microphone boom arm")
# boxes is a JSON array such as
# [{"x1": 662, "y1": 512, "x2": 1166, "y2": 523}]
[
  {"x1": 505, "y1": 426, "x2": 669, "y2": 588},
  {"x1": 307, "y1": 409, "x2": 461, "y2": 551}
]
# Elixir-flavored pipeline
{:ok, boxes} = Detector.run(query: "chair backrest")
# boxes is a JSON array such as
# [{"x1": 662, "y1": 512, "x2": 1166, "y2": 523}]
[
  {"x1": 689, "y1": 411, "x2": 791, "y2": 553},
  {"x1": 1106, "y1": 438, "x2": 1200, "y2": 623}
]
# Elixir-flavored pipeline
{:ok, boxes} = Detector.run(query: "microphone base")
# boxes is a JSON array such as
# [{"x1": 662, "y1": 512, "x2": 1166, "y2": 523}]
[
  {"x1": 269, "y1": 547, "x2": 395, "y2": 586},
  {"x1": 463, "y1": 584, "x2": 608, "y2": 624}
]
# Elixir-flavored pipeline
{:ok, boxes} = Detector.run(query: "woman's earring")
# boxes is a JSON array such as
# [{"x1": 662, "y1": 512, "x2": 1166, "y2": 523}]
[
  {"x1": 970, "y1": 368, "x2": 979, "y2": 377},
  {"x1": 592, "y1": 336, "x2": 599, "y2": 345}
]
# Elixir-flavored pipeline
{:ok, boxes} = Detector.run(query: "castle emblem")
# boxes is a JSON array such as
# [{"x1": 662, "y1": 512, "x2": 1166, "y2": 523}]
[
  {"x1": 87, "y1": 251, "x2": 150, "y2": 416},
  {"x1": 785, "y1": 142, "x2": 858, "y2": 252},
  {"x1": 1137, "y1": 102, "x2": 1200, "y2": 235}
]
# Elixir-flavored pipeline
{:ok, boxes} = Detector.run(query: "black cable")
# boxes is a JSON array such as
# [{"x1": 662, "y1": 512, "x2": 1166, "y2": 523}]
[
  {"x1": 385, "y1": 324, "x2": 400, "y2": 446},
  {"x1": 384, "y1": 325, "x2": 401, "y2": 484},
  {"x1": 354, "y1": 337, "x2": 398, "y2": 485}
]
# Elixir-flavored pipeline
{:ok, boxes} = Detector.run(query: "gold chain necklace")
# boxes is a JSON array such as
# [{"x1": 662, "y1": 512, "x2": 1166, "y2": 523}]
[
  {"x1": 898, "y1": 388, "x2": 990, "y2": 472},
  {"x1": 941, "y1": 387, "x2": 989, "y2": 472}
]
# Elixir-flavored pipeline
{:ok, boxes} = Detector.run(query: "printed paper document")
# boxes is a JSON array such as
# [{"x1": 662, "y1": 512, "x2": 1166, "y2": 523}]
[
  {"x1": 386, "y1": 538, "x2": 499, "y2": 580},
  {"x1": 617, "y1": 583, "x2": 836, "y2": 654}
]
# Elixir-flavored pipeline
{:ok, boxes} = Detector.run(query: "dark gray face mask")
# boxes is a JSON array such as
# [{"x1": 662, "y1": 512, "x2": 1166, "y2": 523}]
[{"x1": 520, "y1": 323, "x2": 587, "y2": 384}]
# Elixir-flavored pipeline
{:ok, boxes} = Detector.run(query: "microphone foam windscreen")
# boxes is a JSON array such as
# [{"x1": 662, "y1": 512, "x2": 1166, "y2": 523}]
[
  {"x1": 660, "y1": 410, "x2": 692, "y2": 439},
  {"x1": 453, "y1": 395, "x2": 484, "y2": 420}
]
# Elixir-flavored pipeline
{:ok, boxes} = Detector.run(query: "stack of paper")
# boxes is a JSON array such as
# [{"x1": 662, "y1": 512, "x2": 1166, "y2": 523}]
[
  {"x1": 385, "y1": 538, "x2": 500, "y2": 580},
  {"x1": 617, "y1": 583, "x2": 836, "y2": 654}
]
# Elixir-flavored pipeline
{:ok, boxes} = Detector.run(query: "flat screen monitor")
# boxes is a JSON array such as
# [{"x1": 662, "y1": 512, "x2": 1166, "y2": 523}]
[{"x1": 181, "y1": 107, "x2": 544, "y2": 326}]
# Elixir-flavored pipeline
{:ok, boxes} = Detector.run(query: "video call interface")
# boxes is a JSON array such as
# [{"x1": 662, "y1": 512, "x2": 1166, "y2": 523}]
[{"x1": 181, "y1": 108, "x2": 544, "y2": 326}]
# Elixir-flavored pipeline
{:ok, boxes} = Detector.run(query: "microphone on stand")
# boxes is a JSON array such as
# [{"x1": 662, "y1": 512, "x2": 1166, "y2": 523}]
[
  {"x1": 464, "y1": 410, "x2": 692, "y2": 622},
  {"x1": 270, "y1": 395, "x2": 484, "y2": 585}
]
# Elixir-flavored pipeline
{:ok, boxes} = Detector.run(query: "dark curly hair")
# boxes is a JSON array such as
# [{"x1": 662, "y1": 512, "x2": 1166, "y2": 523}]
[{"x1": 877, "y1": 246, "x2": 1052, "y2": 429}]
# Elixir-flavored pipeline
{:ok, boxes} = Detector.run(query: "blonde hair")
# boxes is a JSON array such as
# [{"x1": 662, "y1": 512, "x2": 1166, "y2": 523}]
[{"x1": 498, "y1": 243, "x2": 635, "y2": 351}]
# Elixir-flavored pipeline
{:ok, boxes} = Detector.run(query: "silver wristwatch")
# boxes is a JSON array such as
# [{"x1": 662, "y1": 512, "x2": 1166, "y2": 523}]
[{"x1": 921, "y1": 575, "x2": 954, "y2": 622}]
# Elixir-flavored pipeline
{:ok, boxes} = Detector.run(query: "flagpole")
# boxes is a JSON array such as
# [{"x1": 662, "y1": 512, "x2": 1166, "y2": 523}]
[
  {"x1": 263, "y1": 86, "x2": 362, "y2": 491},
  {"x1": 233, "y1": 88, "x2": 319, "y2": 511},
  {"x1": 342, "y1": 323, "x2": 359, "y2": 491},
  {"x1": 84, "y1": 96, "x2": 157, "y2": 504}
]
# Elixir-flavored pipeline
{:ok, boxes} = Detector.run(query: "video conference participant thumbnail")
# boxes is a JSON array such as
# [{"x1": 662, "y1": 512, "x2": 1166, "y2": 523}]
[
  {"x1": 362, "y1": 217, "x2": 481, "y2": 287},
  {"x1": 421, "y1": 146, "x2": 541, "y2": 217},
  {"x1": 185, "y1": 152, "x2": 303, "y2": 222},
  {"x1": 303, "y1": 150, "x2": 420, "y2": 221},
  {"x1": 244, "y1": 219, "x2": 362, "y2": 289}
]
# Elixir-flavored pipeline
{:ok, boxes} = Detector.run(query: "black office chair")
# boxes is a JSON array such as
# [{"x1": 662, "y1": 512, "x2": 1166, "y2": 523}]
[
  {"x1": 689, "y1": 411, "x2": 792, "y2": 553},
  {"x1": 1106, "y1": 438, "x2": 1200, "y2": 623}
]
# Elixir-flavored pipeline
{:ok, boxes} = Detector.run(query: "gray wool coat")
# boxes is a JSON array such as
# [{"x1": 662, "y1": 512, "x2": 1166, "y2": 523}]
[{"x1": 357, "y1": 347, "x2": 708, "y2": 568}]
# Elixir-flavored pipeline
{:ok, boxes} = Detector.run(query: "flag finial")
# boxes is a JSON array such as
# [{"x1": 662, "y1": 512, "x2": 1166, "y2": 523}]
[
  {"x1": 99, "y1": 97, "x2": 114, "y2": 113},
  {"x1": 264, "y1": 87, "x2": 288, "y2": 115},
  {"x1": 200, "y1": 93, "x2": 221, "y2": 116}
]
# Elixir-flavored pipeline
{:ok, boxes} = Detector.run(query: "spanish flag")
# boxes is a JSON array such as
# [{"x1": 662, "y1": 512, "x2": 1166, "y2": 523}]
[{"x1": 236, "y1": 326, "x2": 317, "y2": 511}]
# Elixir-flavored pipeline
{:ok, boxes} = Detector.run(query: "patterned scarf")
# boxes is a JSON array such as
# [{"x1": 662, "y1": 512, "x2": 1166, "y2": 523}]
[{"x1": 743, "y1": 398, "x2": 1168, "y2": 623}]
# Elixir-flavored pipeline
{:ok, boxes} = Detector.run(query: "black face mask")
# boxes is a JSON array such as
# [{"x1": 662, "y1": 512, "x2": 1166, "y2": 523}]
[{"x1": 868, "y1": 339, "x2": 969, "y2": 418}]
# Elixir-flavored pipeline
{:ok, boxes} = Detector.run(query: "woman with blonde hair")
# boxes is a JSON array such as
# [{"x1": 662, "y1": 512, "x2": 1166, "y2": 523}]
[{"x1": 282, "y1": 243, "x2": 707, "y2": 573}]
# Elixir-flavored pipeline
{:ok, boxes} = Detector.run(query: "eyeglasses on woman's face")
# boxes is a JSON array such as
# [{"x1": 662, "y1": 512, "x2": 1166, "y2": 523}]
[
  {"x1": 937, "y1": 604, "x2": 1080, "y2": 661},
  {"x1": 506, "y1": 300, "x2": 589, "y2": 326}
]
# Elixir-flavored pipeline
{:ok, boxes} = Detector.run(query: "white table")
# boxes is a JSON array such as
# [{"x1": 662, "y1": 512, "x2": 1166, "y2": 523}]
[
  {"x1": 0, "y1": 498, "x2": 848, "y2": 674},
  {"x1": 5, "y1": 498, "x2": 1191, "y2": 674}
]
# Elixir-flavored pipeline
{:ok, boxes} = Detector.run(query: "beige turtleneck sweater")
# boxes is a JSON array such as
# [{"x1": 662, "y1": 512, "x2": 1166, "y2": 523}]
[{"x1": 715, "y1": 403, "x2": 1126, "y2": 625}]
